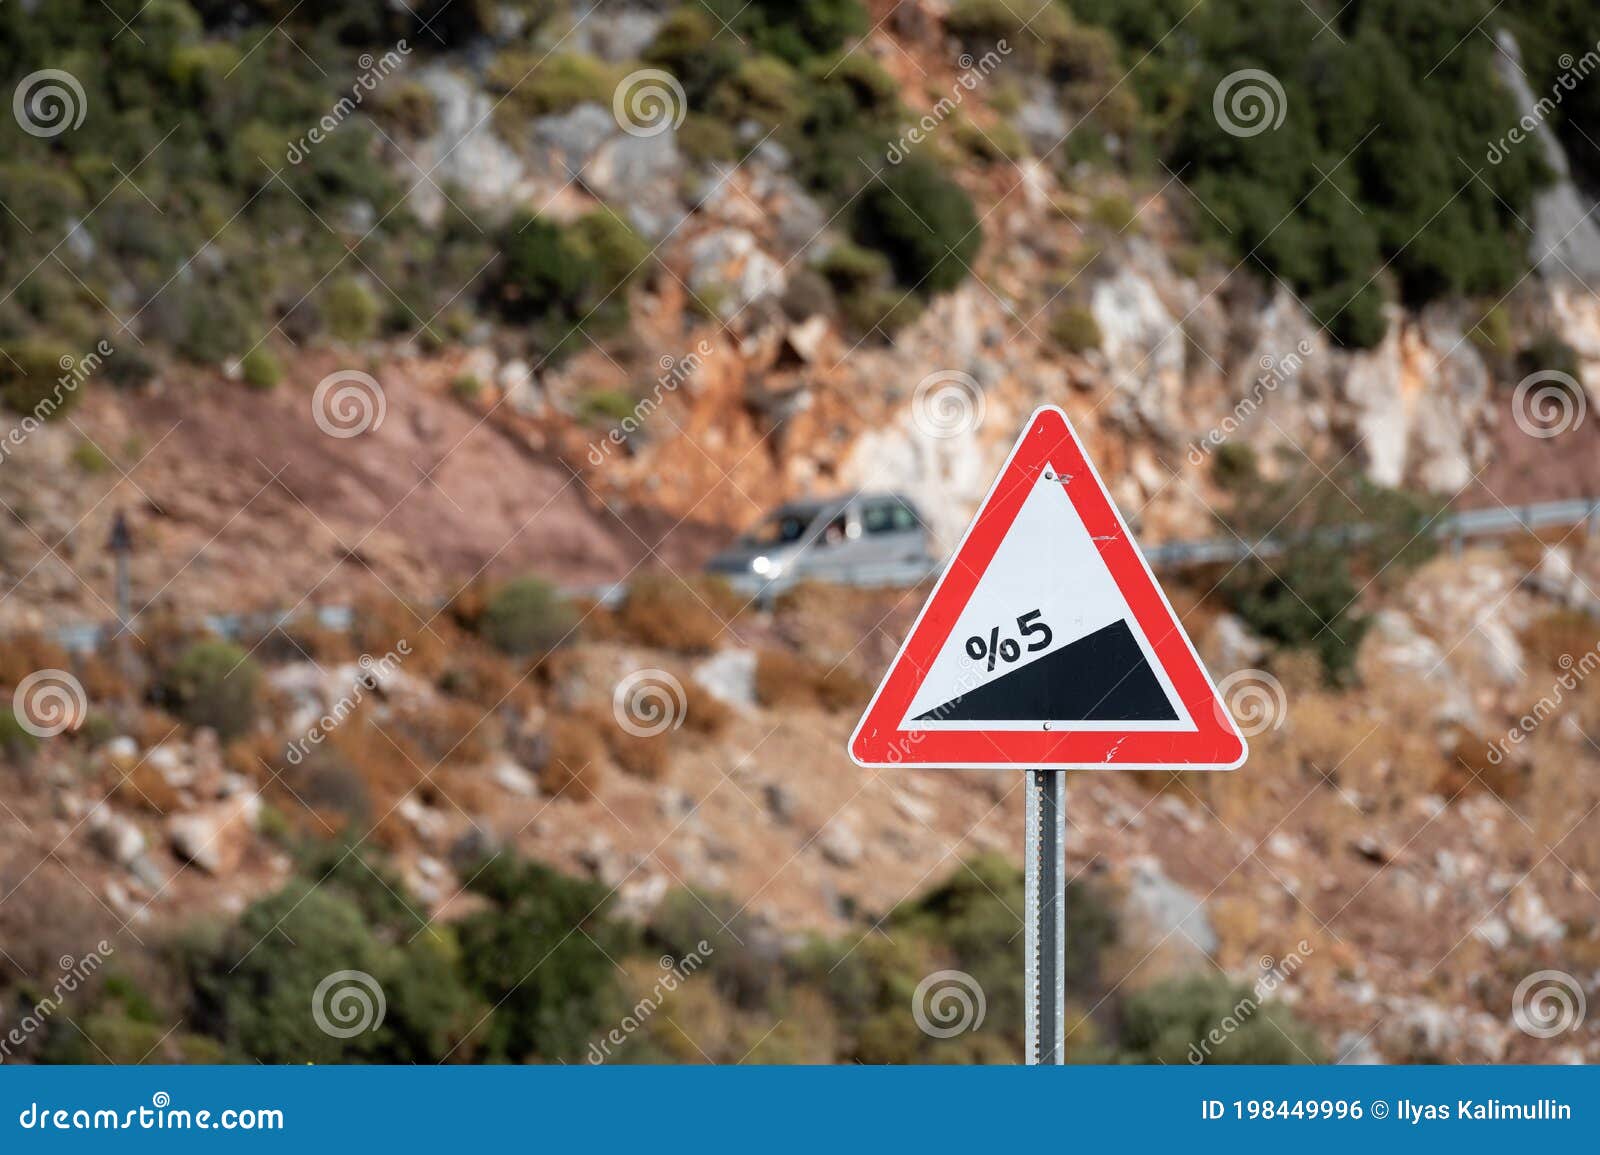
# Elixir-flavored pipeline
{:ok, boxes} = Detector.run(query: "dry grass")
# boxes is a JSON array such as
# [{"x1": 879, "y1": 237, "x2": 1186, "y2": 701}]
[
  {"x1": 613, "y1": 573, "x2": 744, "y2": 653},
  {"x1": 753, "y1": 648, "x2": 868, "y2": 712},
  {"x1": 541, "y1": 714, "x2": 606, "y2": 800},
  {"x1": 680, "y1": 675, "x2": 731, "y2": 736},
  {"x1": 1521, "y1": 608, "x2": 1599, "y2": 674},
  {"x1": 606, "y1": 729, "x2": 672, "y2": 781},
  {"x1": 111, "y1": 760, "x2": 184, "y2": 814},
  {"x1": 0, "y1": 632, "x2": 71, "y2": 688},
  {"x1": 389, "y1": 698, "x2": 496, "y2": 768}
]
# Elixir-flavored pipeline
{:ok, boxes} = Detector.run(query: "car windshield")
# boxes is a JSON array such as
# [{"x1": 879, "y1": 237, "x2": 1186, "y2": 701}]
[{"x1": 741, "y1": 509, "x2": 817, "y2": 546}]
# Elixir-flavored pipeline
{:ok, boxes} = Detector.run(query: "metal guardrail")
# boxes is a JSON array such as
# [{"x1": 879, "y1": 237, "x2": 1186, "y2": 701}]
[
  {"x1": 1141, "y1": 496, "x2": 1600, "y2": 570},
  {"x1": 31, "y1": 497, "x2": 1600, "y2": 653}
]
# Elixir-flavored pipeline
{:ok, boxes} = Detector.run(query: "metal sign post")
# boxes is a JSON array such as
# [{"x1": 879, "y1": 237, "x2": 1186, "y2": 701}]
[
  {"x1": 848, "y1": 407, "x2": 1247, "y2": 1065},
  {"x1": 1025, "y1": 769, "x2": 1066, "y2": 1064}
]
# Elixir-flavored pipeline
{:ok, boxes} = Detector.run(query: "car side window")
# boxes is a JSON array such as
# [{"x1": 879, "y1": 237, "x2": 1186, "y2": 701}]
[{"x1": 862, "y1": 503, "x2": 895, "y2": 535}]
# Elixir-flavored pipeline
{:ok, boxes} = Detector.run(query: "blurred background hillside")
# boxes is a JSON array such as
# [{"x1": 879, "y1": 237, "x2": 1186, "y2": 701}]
[{"x1": 3, "y1": 0, "x2": 1600, "y2": 1065}]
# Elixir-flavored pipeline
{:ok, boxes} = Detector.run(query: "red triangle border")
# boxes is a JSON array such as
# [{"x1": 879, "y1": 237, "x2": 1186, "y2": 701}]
[{"x1": 849, "y1": 406, "x2": 1247, "y2": 770}]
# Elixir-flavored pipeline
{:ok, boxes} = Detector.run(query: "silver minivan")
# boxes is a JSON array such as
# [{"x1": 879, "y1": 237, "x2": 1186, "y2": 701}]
[{"x1": 705, "y1": 492, "x2": 939, "y2": 599}]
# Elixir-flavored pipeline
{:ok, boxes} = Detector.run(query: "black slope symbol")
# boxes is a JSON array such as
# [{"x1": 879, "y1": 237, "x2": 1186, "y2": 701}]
[{"x1": 914, "y1": 619, "x2": 1178, "y2": 723}]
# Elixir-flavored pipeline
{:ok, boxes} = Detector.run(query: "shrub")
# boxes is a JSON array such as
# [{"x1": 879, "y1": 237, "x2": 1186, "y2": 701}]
[
  {"x1": 487, "y1": 51, "x2": 614, "y2": 117},
  {"x1": 491, "y1": 210, "x2": 648, "y2": 345},
  {"x1": 853, "y1": 159, "x2": 981, "y2": 293},
  {"x1": 606, "y1": 728, "x2": 672, "y2": 781},
  {"x1": 323, "y1": 277, "x2": 380, "y2": 342},
  {"x1": 159, "y1": 640, "x2": 261, "y2": 741},
  {"x1": 1210, "y1": 442, "x2": 1258, "y2": 490},
  {"x1": 71, "y1": 440, "x2": 111, "y2": 474},
  {"x1": 0, "y1": 341, "x2": 79, "y2": 417},
  {"x1": 1516, "y1": 332, "x2": 1584, "y2": 389},
  {"x1": 479, "y1": 577, "x2": 576, "y2": 657},
  {"x1": 816, "y1": 241, "x2": 892, "y2": 297},
  {"x1": 541, "y1": 716, "x2": 606, "y2": 800},
  {"x1": 704, "y1": 0, "x2": 868, "y2": 65},
  {"x1": 189, "y1": 883, "x2": 476, "y2": 1063},
  {"x1": 239, "y1": 346, "x2": 281, "y2": 390},
  {"x1": 712, "y1": 56, "x2": 801, "y2": 126},
  {"x1": 0, "y1": 711, "x2": 41, "y2": 763},
  {"x1": 1117, "y1": 974, "x2": 1323, "y2": 1064},
  {"x1": 1050, "y1": 304, "x2": 1102, "y2": 353},
  {"x1": 1220, "y1": 469, "x2": 1440, "y2": 681},
  {"x1": 676, "y1": 114, "x2": 739, "y2": 164},
  {"x1": 615, "y1": 573, "x2": 740, "y2": 653},
  {"x1": 753, "y1": 648, "x2": 868, "y2": 711},
  {"x1": 643, "y1": 9, "x2": 743, "y2": 110},
  {"x1": 456, "y1": 855, "x2": 628, "y2": 1061}
]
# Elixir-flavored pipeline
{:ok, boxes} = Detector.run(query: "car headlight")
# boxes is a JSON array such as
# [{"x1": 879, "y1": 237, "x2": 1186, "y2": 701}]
[{"x1": 751, "y1": 555, "x2": 773, "y2": 576}]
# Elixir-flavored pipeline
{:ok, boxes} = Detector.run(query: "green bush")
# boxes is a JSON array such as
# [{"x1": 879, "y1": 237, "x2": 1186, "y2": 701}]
[
  {"x1": 677, "y1": 114, "x2": 739, "y2": 164},
  {"x1": 1516, "y1": 331, "x2": 1584, "y2": 389},
  {"x1": 853, "y1": 160, "x2": 982, "y2": 293},
  {"x1": 480, "y1": 576, "x2": 576, "y2": 656},
  {"x1": 1050, "y1": 305, "x2": 1102, "y2": 353},
  {"x1": 703, "y1": 0, "x2": 868, "y2": 65},
  {"x1": 1118, "y1": 974, "x2": 1323, "y2": 1064},
  {"x1": 240, "y1": 346, "x2": 281, "y2": 390},
  {"x1": 712, "y1": 56, "x2": 801, "y2": 126},
  {"x1": 0, "y1": 341, "x2": 79, "y2": 418},
  {"x1": 1210, "y1": 442, "x2": 1258, "y2": 491},
  {"x1": 323, "y1": 277, "x2": 380, "y2": 343},
  {"x1": 188, "y1": 883, "x2": 476, "y2": 1063},
  {"x1": 487, "y1": 51, "x2": 614, "y2": 118},
  {"x1": 492, "y1": 210, "x2": 648, "y2": 348},
  {"x1": 0, "y1": 710, "x2": 41, "y2": 762},
  {"x1": 456, "y1": 855, "x2": 628, "y2": 1061},
  {"x1": 159, "y1": 640, "x2": 261, "y2": 741},
  {"x1": 1220, "y1": 468, "x2": 1440, "y2": 681},
  {"x1": 643, "y1": 9, "x2": 743, "y2": 110}
]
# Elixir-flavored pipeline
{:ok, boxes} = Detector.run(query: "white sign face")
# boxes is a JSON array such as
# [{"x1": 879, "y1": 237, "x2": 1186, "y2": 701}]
[{"x1": 903, "y1": 462, "x2": 1192, "y2": 731}]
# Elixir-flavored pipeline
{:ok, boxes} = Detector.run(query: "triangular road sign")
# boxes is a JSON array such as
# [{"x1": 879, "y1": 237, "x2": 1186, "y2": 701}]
[{"x1": 850, "y1": 406, "x2": 1247, "y2": 770}]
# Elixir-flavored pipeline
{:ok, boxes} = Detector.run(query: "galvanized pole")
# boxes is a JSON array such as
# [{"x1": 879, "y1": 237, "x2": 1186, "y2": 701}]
[{"x1": 1025, "y1": 768, "x2": 1066, "y2": 1064}]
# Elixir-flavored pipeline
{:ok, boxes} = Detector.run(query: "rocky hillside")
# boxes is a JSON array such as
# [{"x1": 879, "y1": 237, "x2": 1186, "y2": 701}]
[{"x1": 4, "y1": 0, "x2": 1600, "y2": 1065}]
